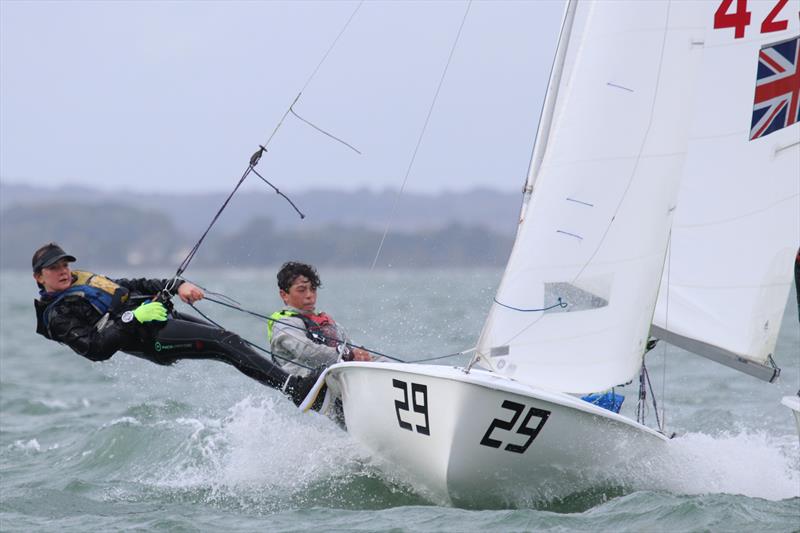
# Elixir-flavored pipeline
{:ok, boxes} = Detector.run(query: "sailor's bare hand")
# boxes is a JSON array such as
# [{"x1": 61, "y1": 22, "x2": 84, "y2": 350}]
[
  {"x1": 351, "y1": 347, "x2": 372, "y2": 361},
  {"x1": 178, "y1": 282, "x2": 205, "y2": 304}
]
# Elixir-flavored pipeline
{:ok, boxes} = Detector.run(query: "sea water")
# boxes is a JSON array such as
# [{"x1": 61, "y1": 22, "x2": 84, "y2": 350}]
[{"x1": 1, "y1": 268, "x2": 798, "y2": 532}]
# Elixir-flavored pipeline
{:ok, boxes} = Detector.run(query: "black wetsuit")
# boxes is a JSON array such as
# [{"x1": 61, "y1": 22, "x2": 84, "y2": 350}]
[{"x1": 34, "y1": 276, "x2": 290, "y2": 390}]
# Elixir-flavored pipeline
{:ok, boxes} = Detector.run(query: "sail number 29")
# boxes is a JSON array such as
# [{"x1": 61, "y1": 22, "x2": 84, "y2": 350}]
[
  {"x1": 392, "y1": 379, "x2": 430, "y2": 435},
  {"x1": 480, "y1": 400, "x2": 550, "y2": 454},
  {"x1": 713, "y1": 0, "x2": 791, "y2": 39}
]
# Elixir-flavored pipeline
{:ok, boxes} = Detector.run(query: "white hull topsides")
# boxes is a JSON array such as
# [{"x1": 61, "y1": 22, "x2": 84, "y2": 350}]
[
  {"x1": 324, "y1": 362, "x2": 667, "y2": 506},
  {"x1": 781, "y1": 396, "x2": 800, "y2": 438}
]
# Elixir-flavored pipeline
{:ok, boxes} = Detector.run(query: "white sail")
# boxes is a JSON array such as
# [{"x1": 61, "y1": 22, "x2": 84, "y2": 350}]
[
  {"x1": 475, "y1": 0, "x2": 706, "y2": 394},
  {"x1": 652, "y1": 7, "x2": 800, "y2": 382}
]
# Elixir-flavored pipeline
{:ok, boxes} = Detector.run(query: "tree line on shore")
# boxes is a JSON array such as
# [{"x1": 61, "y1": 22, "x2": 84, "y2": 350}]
[{"x1": 1, "y1": 202, "x2": 513, "y2": 270}]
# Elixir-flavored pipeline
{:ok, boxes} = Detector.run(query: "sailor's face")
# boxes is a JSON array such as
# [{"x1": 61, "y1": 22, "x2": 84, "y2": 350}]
[
  {"x1": 34, "y1": 259, "x2": 73, "y2": 293},
  {"x1": 280, "y1": 275, "x2": 317, "y2": 312}
]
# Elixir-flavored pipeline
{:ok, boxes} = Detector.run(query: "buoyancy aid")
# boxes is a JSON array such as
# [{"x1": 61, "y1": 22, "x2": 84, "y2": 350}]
[
  {"x1": 267, "y1": 309, "x2": 340, "y2": 347},
  {"x1": 35, "y1": 270, "x2": 129, "y2": 338}
]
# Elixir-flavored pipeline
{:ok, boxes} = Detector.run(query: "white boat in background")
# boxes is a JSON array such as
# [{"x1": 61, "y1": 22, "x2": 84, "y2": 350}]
[
  {"x1": 783, "y1": 394, "x2": 800, "y2": 438},
  {"x1": 311, "y1": 0, "x2": 800, "y2": 505},
  {"x1": 651, "y1": 6, "x2": 800, "y2": 382}
]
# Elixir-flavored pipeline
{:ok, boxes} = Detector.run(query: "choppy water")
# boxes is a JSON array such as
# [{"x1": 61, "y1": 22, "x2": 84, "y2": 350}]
[{"x1": 1, "y1": 268, "x2": 798, "y2": 532}]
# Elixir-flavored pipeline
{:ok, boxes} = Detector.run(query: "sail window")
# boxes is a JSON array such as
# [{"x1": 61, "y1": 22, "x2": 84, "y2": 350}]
[
  {"x1": 544, "y1": 281, "x2": 609, "y2": 313},
  {"x1": 490, "y1": 345, "x2": 510, "y2": 357}
]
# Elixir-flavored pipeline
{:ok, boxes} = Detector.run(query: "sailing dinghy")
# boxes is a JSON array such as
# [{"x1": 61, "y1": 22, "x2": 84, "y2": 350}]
[
  {"x1": 783, "y1": 394, "x2": 800, "y2": 438},
  {"x1": 310, "y1": 0, "x2": 800, "y2": 505}
]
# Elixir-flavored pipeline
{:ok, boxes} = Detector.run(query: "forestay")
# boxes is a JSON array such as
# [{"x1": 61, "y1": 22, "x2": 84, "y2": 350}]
[
  {"x1": 653, "y1": 3, "x2": 800, "y2": 382},
  {"x1": 475, "y1": 0, "x2": 707, "y2": 394}
]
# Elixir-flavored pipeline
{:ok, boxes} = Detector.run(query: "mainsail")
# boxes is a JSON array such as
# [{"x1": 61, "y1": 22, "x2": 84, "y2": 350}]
[
  {"x1": 475, "y1": 0, "x2": 707, "y2": 394},
  {"x1": 652, "y1": 8, "x2": 800, "y2": 382}
]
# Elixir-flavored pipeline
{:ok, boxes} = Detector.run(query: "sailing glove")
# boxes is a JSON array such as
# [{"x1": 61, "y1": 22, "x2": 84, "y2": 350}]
[{"x1": 133, "y1": 301, "x2": 168, "y2": 323}]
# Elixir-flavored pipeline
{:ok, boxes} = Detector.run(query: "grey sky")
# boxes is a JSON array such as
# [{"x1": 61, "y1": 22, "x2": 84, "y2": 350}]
[{"x1": 1, "y1": 0, "x2": 565, "y2": 194}]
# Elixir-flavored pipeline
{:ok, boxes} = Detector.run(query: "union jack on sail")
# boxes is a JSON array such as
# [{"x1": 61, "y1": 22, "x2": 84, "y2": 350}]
[{"x1": 750, "y1": 36, "x2": 800, "y2": 140}]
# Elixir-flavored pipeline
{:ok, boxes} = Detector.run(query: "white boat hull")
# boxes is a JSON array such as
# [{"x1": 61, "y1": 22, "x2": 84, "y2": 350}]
[
  {"x1": 781, "y1": 395, "x2": 800, "y2": 439},
  {"x1": 324, "y1": 362, "x2": 667, "y2": 506}
]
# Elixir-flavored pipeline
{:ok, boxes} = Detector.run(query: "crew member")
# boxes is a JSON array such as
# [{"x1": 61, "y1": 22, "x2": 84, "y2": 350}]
[
  {"x1": 268, "y1": 261, "x2": 372, "y2": 378},
  {"x1": 32, "y1": 243, "x2": 317, "y2": 405}
]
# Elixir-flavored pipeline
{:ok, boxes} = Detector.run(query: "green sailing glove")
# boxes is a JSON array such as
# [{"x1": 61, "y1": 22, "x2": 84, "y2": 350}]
[{"x1": 132, "y1": 301, "x2": 168, "y2": 323}]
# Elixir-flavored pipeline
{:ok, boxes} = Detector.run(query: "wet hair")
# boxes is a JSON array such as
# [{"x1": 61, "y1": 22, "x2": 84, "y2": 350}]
[{"x1": 277, "y1": 261, "x2": 321, "y2": 292}]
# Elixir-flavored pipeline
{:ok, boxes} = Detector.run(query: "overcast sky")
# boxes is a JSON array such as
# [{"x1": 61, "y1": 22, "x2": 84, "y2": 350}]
[{"x1": 1, "y1": 0, "x2": 565, "y2": 194}]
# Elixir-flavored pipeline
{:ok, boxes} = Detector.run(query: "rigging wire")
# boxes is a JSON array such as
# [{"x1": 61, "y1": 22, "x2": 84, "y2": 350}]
[
  {"x1": 644, "y1": 361, "x2": 663, "y2": 433},
  {"x1": 660, "y1": 231, "x2": 672, "y2": 430},
  {"x1": 289, "y1": 108, "x2": 362, "y2": 154},
  {"x1": 164, "y1": 166, "x2": 254, "y2": 295},
  {"x1": 163, "y1": 1, "x2": 480, "y2": 370},
  {"x1": 636, "y1": 364, "x2": 647, "y2": 425},
  {"x1": 199, "y1": 293, "x2": 405, "y2": 363},
  {"x1": 185, "y1": 301, "x2": 316, "y2": 371},
  {"x1": 298, "y1": 1, "x2": 364, "y2": 95},
  {"x1": 250, "y1": 165, "x2": 306, "y2": 219},
  {"x1": 369, "y1": 0, "x2": 473, "y2": 270},
  {"x1": 177, "y1": 277, "x2": 471, "y2": 365},
  {"x1": 258, "y1": 1, "x2": 365, "y2": 150},
  {"x1": 412, "y1": 348, "x2": 475, "y2": 364},
  {"x1": 163, "y1": 1, "x2": 365, "y2": 294},
  {"x1": 635, "y1": 356, "x2": 664, "y2": 432}
]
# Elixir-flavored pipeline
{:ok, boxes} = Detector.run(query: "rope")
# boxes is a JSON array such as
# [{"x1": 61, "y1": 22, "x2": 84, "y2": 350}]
[
  {"x1": 165, "y1": 2, "x2": 366, "y2": 290},
  {"x1": 199, "y1": 294, "x2": 405, "y2": 363},
  {"x1": 164, "y1": 167, "x2": 253, "y2": 295},
  {"x1": 250, "y1": 167, "x2": 306, "y2": 219},
  {"x1": 492, "y1": 297, "x2": 567, "y2": 313},
  {"x1": 289, "y1": 108, "x2": 362, "y2": 154},
  {"x1": 185, "y1": 300, "x2": 316, "y2": 371},
  {"x1": 163, "y1": 1, "x2": 482, "y2": 369},
  {"x1": 412, "y1": 348, "x2": 475, "y2": 364},
  {"x1": 643, "y1": 362, "x2": 663, "y2": 433},
  {"x1": 660, "y1": 232, "x2": 672, "y2": 430},
  {"x1": 633, "y1": 358, "x2": 664, "y2": 432},
  {"x1": 369, "y1": 0, "x2": 473, "y2": 270},
  {"x1": 636, "y1": 363, "x2": 647, "y2": 425},
  {"x1": 178, "y1": 277, "x2": 471, "y2": 366},
  {"x1": 298, "y1": 1, "x2": 364, "y2": 95}
]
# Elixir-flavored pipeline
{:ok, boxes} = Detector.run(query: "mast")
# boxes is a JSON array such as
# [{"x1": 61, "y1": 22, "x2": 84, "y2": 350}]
[{"x1": 517, "y1": 0, "x2": 578, "y2": 223}]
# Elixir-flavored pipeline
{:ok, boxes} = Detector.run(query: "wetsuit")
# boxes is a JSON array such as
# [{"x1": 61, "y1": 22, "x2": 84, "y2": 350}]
[{"x1": 34, "y1": 275, "x2": 291, "y2": 391}]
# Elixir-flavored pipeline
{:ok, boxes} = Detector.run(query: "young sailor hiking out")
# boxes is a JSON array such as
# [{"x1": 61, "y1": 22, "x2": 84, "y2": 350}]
[
  {"x1": 268, "y1": 261, "x2": 375, "y2": 416},
  {"x1": 268, "y1": 261, "x2": 373, "y2": 377},
  {"x1": 32, "y1": 243, "x2": 319, "y2": 405}
]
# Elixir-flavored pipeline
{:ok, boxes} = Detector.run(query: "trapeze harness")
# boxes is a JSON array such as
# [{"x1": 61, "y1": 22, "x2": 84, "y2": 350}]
[
  {"x1": 267, "y1": 309, "x2": 340, "y2": 348},
  {"x1": 35, "y1": 270, "x2": 130, "y2": 340}
]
